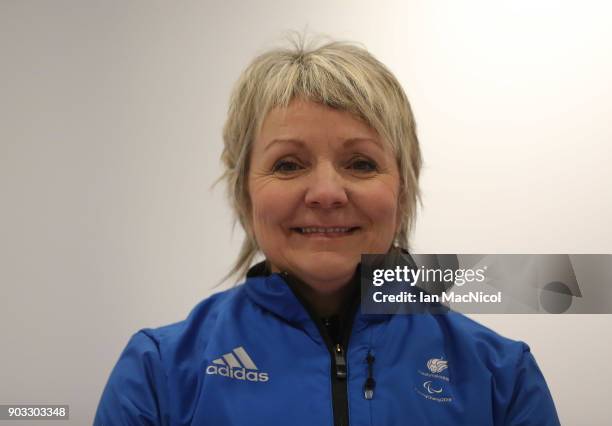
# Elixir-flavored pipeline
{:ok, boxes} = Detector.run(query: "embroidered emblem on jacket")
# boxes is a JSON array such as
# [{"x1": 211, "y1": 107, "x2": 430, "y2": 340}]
[
  {"x1": 205, "y1": 346, "x2": 269, "y2": 382},
  {"x1": 427, "y1": 358, "x2": 448, "y2": 374},
  {"x1": 415, "y1": 358, "x2": 452, "y2": 403}
]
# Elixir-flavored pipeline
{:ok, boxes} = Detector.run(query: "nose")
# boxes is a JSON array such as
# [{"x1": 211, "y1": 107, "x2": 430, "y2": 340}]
[{"x1": 304, "y1": 163, "x2": 349, "y2": 209}]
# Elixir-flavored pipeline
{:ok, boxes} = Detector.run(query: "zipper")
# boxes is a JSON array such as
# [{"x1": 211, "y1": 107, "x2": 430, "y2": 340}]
[
  {"x1": 364, "y1": 351, "x2": 376, "y2": 400},
  {"x1": 334, "y1": 344, "x2": 347, "y2": 379},
  {"x1": 281, "y1": 271, "x2": 358, "y2": 426}
]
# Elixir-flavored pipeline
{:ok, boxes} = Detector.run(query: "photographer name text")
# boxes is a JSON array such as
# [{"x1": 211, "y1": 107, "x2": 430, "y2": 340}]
[{"x1": 372, "y1": 291, "x2": 502, "y2": 304}]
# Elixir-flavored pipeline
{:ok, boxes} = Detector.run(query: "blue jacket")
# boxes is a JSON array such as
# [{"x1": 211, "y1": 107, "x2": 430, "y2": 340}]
[{"x1": 94, "y1": 261, "x2": 560, "y2": 425}]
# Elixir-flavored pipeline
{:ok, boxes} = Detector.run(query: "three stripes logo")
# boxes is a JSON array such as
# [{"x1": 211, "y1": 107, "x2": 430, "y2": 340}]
[{"x1": 205, "y1": 346, "x2": 269, "y2": 382}]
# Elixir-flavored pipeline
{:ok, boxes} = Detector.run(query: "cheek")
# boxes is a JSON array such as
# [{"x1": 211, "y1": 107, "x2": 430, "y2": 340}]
[
  {"x1": 371, "y1": 181, "x2": 399, "y2": 212},
  {"x1": 358, "y1": 179, "x2": 401, "y2": 230},
  {"x1": 250, "y1": 191, "x2": 275, "y2": 232},
  {"x1": 249, "y1": 180, "x2": 297, "y2": 235}
]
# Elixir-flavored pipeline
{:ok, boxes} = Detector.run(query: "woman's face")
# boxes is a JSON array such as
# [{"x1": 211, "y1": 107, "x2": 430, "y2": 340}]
[{"x1": 248, "y1": 99, "x2": 401, "y2": 293}]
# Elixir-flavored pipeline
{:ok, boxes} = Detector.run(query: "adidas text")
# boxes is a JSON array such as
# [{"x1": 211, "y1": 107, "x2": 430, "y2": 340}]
[
  {"x1": 206, "y1": 365, "x2": 269, "y2": 382},
  {"x1": 205, "y1": 346, "x2": 269, "y2": 382}
]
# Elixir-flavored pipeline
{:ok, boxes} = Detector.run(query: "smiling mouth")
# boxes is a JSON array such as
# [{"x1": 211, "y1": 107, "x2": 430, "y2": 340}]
[{"x1": 291, "y1": 226, "x2": 360, "y2": 236}]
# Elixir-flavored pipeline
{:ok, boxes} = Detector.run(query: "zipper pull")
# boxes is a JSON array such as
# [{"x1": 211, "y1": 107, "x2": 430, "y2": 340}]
[
  {"x1": 334, "y1": 344, "x2": 347, "y2": 379},
  {"x1": 364, "y1": 351, "x2": 376, "y2": 400}
]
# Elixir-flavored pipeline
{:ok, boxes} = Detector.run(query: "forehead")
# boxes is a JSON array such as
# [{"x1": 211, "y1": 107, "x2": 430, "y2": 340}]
[{"x1": 256, "y1": 99, "x2": 389, "y2": 152}]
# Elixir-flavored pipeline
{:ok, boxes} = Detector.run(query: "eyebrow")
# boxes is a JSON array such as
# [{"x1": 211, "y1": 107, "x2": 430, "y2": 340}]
[
  {"x1": 263, "y1": 138, "x2": 305, "y2": 152},
  {"x1": 263, "y1": 137, "x2": 384, "y2": 152},
  {"x1": 342, "y1": 137, "x2": 384, "y2": 150}
]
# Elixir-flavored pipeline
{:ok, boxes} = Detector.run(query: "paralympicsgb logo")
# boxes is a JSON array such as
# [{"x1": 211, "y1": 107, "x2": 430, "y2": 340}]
[
  {"x1": 415, "y1": 357, "x2": 452, "y2": 403},
  {"x1": 427, "y1": 358, "x2": 448, "y2": 374}
]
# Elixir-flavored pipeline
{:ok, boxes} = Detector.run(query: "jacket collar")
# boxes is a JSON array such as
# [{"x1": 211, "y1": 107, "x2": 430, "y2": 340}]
[
  {"x1": 244, "y1": 259, "x2": 391, "y2": 331},
  {"x1": 244, "y1": 262, "x2": 314, "y2": 326}
]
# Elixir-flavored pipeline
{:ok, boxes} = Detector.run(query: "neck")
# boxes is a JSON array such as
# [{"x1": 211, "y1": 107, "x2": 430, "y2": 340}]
[{"x1": 294, "y1": 279, "x2": 356, "y2": 318}]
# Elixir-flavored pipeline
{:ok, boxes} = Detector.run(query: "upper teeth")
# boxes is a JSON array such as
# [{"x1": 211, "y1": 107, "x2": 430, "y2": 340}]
[{"x1": 300, "y1": 227, "x2": 352, "y2": 233}]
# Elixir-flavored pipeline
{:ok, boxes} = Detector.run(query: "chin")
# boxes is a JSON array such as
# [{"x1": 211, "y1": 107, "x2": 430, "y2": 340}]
[{"x1": 295, "y1": 252, "x2": 359, "y2": 285}]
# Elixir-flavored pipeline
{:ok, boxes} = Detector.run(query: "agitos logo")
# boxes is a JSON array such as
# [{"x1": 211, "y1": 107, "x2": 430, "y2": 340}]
[{"x1": 205, "y1": 346, "x2": 269, "y2": 382}]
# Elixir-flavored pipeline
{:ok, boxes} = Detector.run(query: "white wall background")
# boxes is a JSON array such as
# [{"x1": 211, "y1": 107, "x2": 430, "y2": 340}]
[{"x1": 1, "y1": 1, "x2": 611, "y2": 424}]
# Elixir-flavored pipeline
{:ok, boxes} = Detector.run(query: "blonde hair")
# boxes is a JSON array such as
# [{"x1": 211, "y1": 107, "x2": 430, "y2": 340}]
[{"x1": 218, "y1": 34, "x2": 422, "y2": 284}]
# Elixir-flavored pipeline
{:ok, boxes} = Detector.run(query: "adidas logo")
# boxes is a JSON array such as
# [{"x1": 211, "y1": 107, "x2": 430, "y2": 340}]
[{"x1": 205, "y1": 346, "x2": 269, "y2": 382}]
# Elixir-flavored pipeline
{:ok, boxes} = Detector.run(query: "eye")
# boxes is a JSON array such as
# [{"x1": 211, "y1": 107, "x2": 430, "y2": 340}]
[
  {"x1": 272, "y1": 159, "x2": 303, "y2": 174},
  {"x1": 349, "y1": 158, "x2": 378, "y2": 173}
]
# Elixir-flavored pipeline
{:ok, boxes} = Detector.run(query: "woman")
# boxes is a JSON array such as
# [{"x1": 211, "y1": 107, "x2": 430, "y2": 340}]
[{"x1": 95, "y1": 37, "x2": 560, "y2": 425}]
